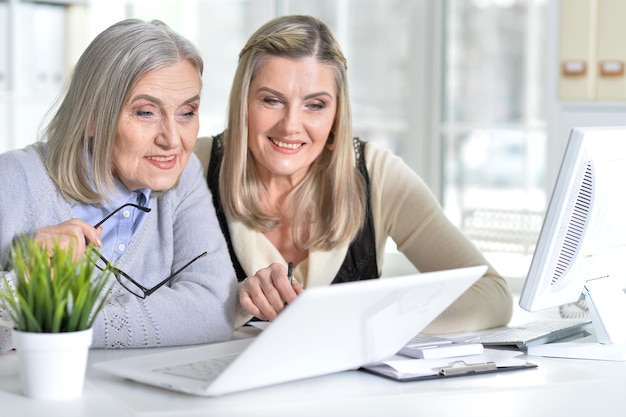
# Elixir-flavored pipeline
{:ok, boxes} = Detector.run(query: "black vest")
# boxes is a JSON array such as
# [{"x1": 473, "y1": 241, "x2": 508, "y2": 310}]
[{"x1": 206, "y1": 133, "x2": 379, "y2": 284}]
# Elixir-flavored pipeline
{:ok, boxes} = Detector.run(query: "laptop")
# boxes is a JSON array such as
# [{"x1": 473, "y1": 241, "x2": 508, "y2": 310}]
[{"x1": 93, "y1": 265, "x2": 487, "y2": 396}]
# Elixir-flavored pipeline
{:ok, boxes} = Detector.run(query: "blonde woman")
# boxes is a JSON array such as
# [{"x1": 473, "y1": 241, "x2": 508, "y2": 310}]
[{"x1": 195, "y1": 15, "x2": 512, "y2": 332}]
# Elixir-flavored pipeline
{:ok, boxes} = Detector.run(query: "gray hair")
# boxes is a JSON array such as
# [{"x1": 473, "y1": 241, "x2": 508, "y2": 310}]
[{"x1": 44, "y1": 19, "x2": 203, "y2": 204}]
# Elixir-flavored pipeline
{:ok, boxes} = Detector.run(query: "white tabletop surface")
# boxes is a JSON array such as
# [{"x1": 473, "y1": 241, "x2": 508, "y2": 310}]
[{"x1": 1, "y1": 308, "x2": 623, "y2": 417}]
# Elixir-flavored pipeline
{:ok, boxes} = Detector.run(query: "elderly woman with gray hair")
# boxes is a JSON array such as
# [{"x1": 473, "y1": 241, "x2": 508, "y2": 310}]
[{"x1": 0, "y1": 19, "x2": 237, "y2": 351}]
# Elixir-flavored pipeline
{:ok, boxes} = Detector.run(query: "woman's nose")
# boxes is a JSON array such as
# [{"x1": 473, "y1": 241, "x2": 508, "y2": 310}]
[
  {"x1": 278, "y1": 106, "x2": 302, "y2": 134},
  {"x1": 157, "y1": 117, "x2": 182, "y2": 148}
]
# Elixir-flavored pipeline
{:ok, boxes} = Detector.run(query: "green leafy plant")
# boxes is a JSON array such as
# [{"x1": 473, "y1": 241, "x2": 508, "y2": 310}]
[{"x1": 0, "y1": 237, "x2": 112, "y2": 333}]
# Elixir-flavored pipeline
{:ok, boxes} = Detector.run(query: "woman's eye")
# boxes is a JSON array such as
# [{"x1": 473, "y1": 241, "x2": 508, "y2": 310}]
[
  {"x1": 134, "y1": 105, "x2": 160, "y2": 118},
  {"x1": 262, "y1": 97, "x2": 281, "y2": 105},
  {"x1": 308, "y1": 102, "x2": 326, "y2": 110},
  {"x1": 177, "y1": 106, "x2": 198, "y2": 119}
]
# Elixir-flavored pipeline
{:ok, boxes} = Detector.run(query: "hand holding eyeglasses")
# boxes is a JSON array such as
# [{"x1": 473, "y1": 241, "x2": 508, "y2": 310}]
[
  {"x1": 32, "y1": 203, "x2": 206, "y2": 298},
  {"x1": 32, "y1": 203, "x2": 150, "y2": 260},
  {"x1": 33, "y1": 218, "x2": 104, "y2": 261}
]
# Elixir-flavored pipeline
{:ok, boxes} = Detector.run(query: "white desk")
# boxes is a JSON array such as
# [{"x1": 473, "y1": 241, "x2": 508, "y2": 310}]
[{"x1": 1, "y1": 319, "x2": 623, "y2": 417}]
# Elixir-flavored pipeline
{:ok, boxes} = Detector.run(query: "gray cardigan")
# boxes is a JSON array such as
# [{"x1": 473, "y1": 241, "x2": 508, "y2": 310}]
[{"x1": 0, "y1": 144, "x2": 237, "y2": 350}]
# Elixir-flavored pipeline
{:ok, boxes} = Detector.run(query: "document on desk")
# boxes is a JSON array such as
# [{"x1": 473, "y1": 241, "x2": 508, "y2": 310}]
[{"x1": 361, "y1": 348, "x2": 536, "y2": 382}]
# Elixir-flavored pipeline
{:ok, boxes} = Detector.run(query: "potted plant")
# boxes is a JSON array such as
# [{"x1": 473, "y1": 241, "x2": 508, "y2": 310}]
[{"x1": 0, "y1": 237, "x2": 112, "y2": 400}]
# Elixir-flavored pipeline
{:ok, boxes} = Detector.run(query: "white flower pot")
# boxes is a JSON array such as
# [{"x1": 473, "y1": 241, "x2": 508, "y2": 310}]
[{"x1": 13, "y1": 328, "x2": 93, "y2": 400}]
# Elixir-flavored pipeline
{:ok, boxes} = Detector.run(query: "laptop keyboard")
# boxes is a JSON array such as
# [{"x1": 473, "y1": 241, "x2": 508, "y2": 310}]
[
  {"x1": 153, "y1": 354, "x2": 239, "y2": 382},
  {"x1": 408, "y1": 318, "x2": 591, "y2": 350}
]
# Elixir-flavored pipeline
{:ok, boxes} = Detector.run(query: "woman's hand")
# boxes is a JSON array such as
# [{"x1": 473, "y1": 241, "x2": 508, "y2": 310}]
[
  {"x1": 240, "y1": 262, "x2": 304, "y2": 321},
  {"x1": 33, "y1": 219, "x2": 102, "y2": 261}
]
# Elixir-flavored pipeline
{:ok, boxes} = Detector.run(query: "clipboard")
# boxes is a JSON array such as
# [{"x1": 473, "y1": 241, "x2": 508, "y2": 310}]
[{"x1": 359, "y1": 350, "x2": 537, "y2": 382}]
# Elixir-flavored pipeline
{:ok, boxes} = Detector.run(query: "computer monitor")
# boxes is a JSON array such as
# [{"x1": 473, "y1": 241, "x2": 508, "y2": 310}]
[{"x1": 519, "y1": 126, "x2": 626, "y2": 361}]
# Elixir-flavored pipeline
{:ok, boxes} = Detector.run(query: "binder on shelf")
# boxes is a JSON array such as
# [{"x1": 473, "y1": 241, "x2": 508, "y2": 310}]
[
  {"x1": 558, "y1": 0, "x2": 595, "y2": 100},
  {"x1": 595, "y1": 0, "x2": 626, "y2": 99}
]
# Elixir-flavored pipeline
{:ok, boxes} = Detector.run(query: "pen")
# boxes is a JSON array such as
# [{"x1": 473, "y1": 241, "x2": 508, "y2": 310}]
[{"x1": 287, "y1": 261, "x2": 294, "y2": 285}]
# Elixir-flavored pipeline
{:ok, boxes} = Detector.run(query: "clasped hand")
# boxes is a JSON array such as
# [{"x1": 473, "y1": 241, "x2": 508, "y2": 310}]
[{"x1": 240, "y1": 262, "x2": 304, "y2": 321}]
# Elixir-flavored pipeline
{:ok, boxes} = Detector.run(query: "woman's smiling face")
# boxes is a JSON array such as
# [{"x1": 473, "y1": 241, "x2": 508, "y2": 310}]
[
  {"x1": 112, "y1": 60, "x2": 201, "y2": 191},
  {"x1": 247, "y1": 56, "x2": 337, "y2": 186}
]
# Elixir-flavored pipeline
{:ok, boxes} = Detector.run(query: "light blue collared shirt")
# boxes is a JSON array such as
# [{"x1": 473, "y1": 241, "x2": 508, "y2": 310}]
[{"x1": 71, "y1": 179, "x2": 151, "y2": 262}]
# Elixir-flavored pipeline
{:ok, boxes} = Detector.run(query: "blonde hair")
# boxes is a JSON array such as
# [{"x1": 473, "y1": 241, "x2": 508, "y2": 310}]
[
  {"x1": 221, "y1": 15, "x2": 366, "y2": 250},
  {"x1": 43, "y1": 19, "x2": 203, "y2": 204}
]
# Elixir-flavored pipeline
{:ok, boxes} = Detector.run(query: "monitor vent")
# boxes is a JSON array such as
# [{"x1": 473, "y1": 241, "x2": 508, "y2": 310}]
[{"x1": 551, "y1": 161, "x2": 593, "y2": 285}]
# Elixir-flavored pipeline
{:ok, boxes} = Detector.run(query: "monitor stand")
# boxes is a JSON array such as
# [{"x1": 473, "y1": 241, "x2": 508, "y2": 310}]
[{"x1": 527, "y1": 276, "x2": 626, "y2": 361}]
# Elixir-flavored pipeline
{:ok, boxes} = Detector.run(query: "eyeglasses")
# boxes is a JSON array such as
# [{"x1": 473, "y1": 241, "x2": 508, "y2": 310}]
[
  {"x1": 93, "y1": 202, "x2": 151, "y2": 228},
  {"x1": 91, "y1": 203, "x2": 208, "y2": 298}
]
